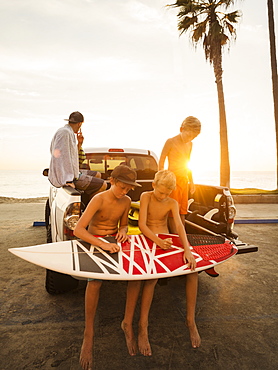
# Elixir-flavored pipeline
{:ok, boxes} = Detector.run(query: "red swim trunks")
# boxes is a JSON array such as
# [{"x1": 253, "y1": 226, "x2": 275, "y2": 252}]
[{"x1": 169, "y1": 176, "x2": 189, "y2": 216}]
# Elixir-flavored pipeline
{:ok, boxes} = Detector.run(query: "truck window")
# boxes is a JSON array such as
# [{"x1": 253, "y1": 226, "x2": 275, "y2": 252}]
[{"x1": 82, "y1": 153, "x2": 157, "y2": 180}]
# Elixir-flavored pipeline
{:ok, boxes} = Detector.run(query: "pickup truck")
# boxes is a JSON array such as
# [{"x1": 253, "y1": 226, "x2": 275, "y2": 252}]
[{"x1": 43, "y1": 147, "x2": 257, "y2": 294}]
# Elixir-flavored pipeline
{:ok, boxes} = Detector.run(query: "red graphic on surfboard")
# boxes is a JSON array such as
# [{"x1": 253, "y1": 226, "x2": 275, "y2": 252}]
[{"x1": 72, "y1": 234, "x2": 237, "y2": 280}]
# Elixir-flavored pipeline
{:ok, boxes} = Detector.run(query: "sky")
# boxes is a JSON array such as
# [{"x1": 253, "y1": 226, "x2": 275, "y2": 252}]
[{"x1": 0, "y1": 0, "x2": 277, "y2": 176}]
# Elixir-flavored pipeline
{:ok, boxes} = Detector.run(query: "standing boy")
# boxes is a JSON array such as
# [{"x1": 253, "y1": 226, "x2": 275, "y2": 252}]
[
  {"x1": 73, "y1": 165, "x2": 141, "y2": 370},
  {"x1": 158, "y1": 116, "x2": 201, "y2": 233},
  {"x1": 121, "y1": 170, "x2": 200, "y2": 357}
]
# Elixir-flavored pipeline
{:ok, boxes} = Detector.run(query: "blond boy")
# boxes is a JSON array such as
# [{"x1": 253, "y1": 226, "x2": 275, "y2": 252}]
[
  {"x1": 159, "y1": 116, "x2": 201, "y2": 233},
  {"x1": 121, "y1": 171, "x2": 200, "y2": 357},
  {"x1": 74, "y1": 165, "x2": 141, "y2": 370}
]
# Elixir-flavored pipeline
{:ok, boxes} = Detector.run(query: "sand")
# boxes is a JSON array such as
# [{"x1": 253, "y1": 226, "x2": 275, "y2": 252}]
[
  {"x1": 1, "y1": 198, "x2": 277, "y2": 370},
  {"x1": 0, "y1": 196, "x2": 47, "y2": 204}
]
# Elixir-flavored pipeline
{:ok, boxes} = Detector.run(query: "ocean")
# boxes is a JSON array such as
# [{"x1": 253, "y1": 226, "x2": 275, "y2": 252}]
[{"x1": 0, "y1": 169, "x2": 276, "y2": 199}]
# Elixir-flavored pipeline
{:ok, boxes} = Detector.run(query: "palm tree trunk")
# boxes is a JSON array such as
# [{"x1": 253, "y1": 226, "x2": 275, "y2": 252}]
[
  {"x1": 267, "y1": 0, "x2": 278, "y2": 189},
  {"x1": 213, "y1": 51, "x2": 231, "y2": 188},
  {"x1": 216, "y1": 79, "x2": 230, "y2": 188}
]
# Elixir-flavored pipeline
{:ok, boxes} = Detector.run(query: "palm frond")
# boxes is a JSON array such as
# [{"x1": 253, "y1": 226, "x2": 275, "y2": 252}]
[
  {"x1": 225, "y1": 10, "x2": 241, "y2": 23},
  {"x1": 203, "y1": 35, "x2": 212, "y2": 62},
  {"x1": 178, "y1": 15, "x2": 198, "y2": 34},
  {"x1": 192, "y1": 20, "x2": 207, "y2": 42},
  {"x1": 224, "y1": 21, "x2": 236, "y2": 36},
  {"x1": 168, "y1": 0, "x2": 197, "y2": 10},
  {"x1": 169, "y1": 0, "x2": 242, "y2": 56},
  {"x1": 220, "y1": 33, "x2": 229, "y2": 46},
  {"x1": 216, "y1": 0, "x2": 236, "y2": 10},
  {"x1": 168, "y1": 0, "x2": 207, "y2": 16}
]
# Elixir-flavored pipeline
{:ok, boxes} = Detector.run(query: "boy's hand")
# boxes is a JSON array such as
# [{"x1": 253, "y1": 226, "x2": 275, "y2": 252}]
[
  {"x1": 183, "y1": 250, "x2": 196, "y2": 270},
  {"x1": 100, "y1": 242, "x2": 120, "y2": 254},
  {"x1": 158, "y1": 237, "x2": 173, "y2": 250},
  {"x1": 116, "y1": 230, "x2": 129, "y2": 243}
]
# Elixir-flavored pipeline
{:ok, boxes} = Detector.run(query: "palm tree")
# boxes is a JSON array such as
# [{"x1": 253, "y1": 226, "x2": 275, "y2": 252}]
[
  {"x1": 267, "y1": 0, "x2": 278, "y2": 189},
  {"x1": 168, "y1": 0, "x2": 241, "y2": 187}
]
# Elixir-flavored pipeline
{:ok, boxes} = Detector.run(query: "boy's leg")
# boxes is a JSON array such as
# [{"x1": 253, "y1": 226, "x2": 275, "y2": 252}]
[
  {"x1": 185, "y1": 273, "x2": 201, "y2": 348},
  {"x1": 138, "y1": 279, "x2": 158, "y2": 356},
  {"x1": 80, "y1": 280, "x2": 102, "y2": 370},
  {"x1": 122, "y1": 281, "x2": 141, "y2": 356}
]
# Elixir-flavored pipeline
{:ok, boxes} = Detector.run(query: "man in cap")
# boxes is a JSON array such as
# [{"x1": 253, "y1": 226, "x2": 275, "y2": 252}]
[{"x1": 48, "y1": 111, "x2": 106, "y2": 198}]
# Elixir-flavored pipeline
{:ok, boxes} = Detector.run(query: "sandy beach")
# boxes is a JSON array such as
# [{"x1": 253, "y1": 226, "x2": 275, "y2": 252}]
[
  {"x1": 1, "y1": 198, "x2": 277, "y2": 370},
  {"x1": 0, "y1": 196, "x2": 48, "y2": 204}
]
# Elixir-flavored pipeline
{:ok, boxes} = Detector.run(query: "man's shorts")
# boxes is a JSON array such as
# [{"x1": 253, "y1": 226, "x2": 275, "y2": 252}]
[
  {"x1": 169, "y1": 176, "x2": 189, "y2": 216},
  {"x1": 74, "y1": 170, "x2": 104, "y2": 195}
]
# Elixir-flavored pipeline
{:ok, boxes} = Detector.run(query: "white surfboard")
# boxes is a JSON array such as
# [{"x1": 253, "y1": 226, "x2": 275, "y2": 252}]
[{"x1": 9, "y1": 234, "x2": 237, "y2": 280}]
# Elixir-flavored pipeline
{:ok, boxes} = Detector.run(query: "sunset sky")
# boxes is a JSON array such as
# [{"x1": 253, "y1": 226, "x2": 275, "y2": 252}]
[{"x1": 0, "y1": 0, "x2": 277, "y2": 175}]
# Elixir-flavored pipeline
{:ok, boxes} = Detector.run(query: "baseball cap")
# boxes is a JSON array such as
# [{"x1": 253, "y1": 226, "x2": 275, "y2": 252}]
[
  {"x1": 64, "y1": 111, "x2": 84, "y2": 123},
  {"x1": 111, "y1": 165, "x2": 141, "y2": 187}
]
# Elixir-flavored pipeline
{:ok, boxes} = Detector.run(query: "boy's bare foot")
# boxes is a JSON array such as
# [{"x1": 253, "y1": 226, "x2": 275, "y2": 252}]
[
  {"x1": 138, "y1": 325, "x2": 152, "y2": 356},
  {"x1": 80, "y1": 336, "x2": 93, "y2": 370},
  {"x1": 187, "y1": 321, "x2": 201, "y2": 348},
  {"x1": 121, "y1": 321, "x2": 137, "y2": 356}
]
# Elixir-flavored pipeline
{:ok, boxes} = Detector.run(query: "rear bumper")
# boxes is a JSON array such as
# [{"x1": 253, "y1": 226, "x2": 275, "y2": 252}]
[{"x1": 232, "y1": 239, "x2": 258, "y2": 254}]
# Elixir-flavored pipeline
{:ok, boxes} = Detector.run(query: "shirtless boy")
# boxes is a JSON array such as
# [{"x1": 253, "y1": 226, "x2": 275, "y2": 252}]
[
  {"x1": 126, "y1": 170, "x2": 201, "y2": 350},
  {"x1": 159, "y1": 117, "x2": 218, "y2": 278},
  {"x1": 74, "y1": 165, "x2": 141, "y2": 370},
  {"x1": 158, "y1": 116, "x2": 201, "y2": 233}
]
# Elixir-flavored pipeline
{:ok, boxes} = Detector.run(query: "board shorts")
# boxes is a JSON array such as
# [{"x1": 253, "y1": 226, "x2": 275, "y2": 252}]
[
  {"x1": 169, "y1": 176, "x2": 189, "y2": 216},
  {"x1": 74, "y1": 170, "x2": 104, "y2": 196},
  {"x1": 87, "y1": 234, "x2": 118, "y2": 282}
]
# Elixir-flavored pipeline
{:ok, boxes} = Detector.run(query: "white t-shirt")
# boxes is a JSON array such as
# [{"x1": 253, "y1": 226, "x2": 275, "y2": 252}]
[{"x1": 48, "y1": 124, "x2": 79, "y2": 187}]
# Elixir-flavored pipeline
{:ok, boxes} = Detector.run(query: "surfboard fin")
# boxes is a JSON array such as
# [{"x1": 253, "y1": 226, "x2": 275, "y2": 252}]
[{"x1": 205, "y1": 267, "x2": 219, "y2": 277}]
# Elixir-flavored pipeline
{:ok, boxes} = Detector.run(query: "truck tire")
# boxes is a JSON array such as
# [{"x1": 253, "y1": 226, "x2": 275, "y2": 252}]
[
  {"x1": 45, "y1": 269, "x2": 79, "y2": 295},
  {"x1": 44, "y1": 199, "x2": 79, "y2": 294}
]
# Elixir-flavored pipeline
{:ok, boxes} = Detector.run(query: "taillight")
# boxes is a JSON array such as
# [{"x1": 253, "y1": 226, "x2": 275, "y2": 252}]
[
  {"x1": 64, "y1": 202, "x2": 81, "y2": 230},
  {"x1": 227, "y1": 196, "x2": 236, "y2": 221}
]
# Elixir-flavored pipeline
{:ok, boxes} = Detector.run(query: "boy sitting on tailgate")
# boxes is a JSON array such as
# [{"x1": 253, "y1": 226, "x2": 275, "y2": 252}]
[
  {"x1": 74, "y1": 165, "x2": 141, "y2": 370},
  {"x1": 121, "y1": 170, "x2": 200, "y2": 359}
]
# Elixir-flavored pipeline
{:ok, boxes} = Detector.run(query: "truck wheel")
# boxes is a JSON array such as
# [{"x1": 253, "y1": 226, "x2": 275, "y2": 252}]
[
  {"x1": 45, "y1": 269, "x2": 79, "y2": 295},
  {"x1": 44, "y1": 199, "x2": 79, "y2": 294}
]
